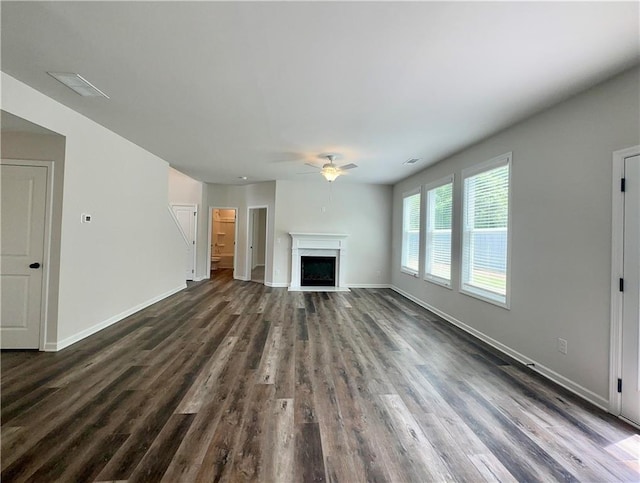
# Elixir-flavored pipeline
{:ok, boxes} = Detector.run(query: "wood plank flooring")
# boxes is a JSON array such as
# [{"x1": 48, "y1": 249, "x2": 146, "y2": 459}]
[{"x1": 2, "y1": 269, "x2": 639, "y2": 482}]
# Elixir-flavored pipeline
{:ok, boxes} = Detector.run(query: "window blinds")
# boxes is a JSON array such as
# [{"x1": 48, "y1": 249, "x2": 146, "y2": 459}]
[
  {"x1": 402, "y1": 192, "x2": 421, "y2": 273},
  {"x1": 425, "y1": 182, "x2": 452, "y2": 283},
  {"x1": 462, "y1": 162, "x2": 510, "y2": 303}
]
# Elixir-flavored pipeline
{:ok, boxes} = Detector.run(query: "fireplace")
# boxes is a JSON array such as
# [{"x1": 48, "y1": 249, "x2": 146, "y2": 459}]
[
  {"x1": 289, "y1": 233, "x2": 349, "y2": 291},
  {"x1": 301, "y1": 256, "x2": 336, "y2": 286}
]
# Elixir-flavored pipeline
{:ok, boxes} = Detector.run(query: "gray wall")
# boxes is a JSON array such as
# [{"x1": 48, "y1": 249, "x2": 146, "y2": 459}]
[
  {"x1": 207, "y1": 181, "x2": 276, "y2": 283},
  {"x1": 273, "y1": 180, "x2": 393, "y2": 287},
  {"x1": 168, "y1": 167, "x2": 210, "y2": 280},
  {"x1": 1, "y1": 130, "x2": 66, "y2": 348},
  {"x1": 391, "y1": 67, "x2": 640, "y2": 407}
]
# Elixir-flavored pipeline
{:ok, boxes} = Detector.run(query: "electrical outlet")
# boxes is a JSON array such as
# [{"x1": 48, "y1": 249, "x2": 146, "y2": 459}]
[{"x1": 558, "y1": 338, "x2": 568, "y2": 354}]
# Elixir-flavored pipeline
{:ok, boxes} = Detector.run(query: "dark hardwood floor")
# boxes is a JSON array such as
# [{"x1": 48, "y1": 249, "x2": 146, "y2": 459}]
[{"x1": 2, "y1": 269, "x2": 639, "y2": 482}]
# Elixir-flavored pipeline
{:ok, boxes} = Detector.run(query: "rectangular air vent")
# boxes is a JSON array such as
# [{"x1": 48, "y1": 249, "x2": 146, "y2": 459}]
[
  {"x1": 47, "y1": 72, "x2": 109, "y2": 98},
  {"x1": 404, "y1": 158, "x2": 420, "y2": 165}
]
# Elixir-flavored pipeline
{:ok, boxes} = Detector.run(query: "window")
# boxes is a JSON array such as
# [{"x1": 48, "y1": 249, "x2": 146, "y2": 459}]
[
  {"x1": 401, "y1": 189, "x2": 421, "y2": 275},
  {"x1": 461, "y1": 153, "x2": 511, "y2": 307},
  {"x1": 424, "y1": 177, "x2": 453, "y2": 286}
]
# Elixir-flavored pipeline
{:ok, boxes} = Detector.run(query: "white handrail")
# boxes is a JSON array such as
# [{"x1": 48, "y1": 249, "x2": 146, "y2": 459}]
[{"x1": 166, "y1": 205, "x2": 190, "y2": 247}]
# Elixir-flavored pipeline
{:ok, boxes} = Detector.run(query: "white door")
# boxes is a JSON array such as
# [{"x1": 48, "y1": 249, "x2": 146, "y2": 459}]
[
  {"x1": 622, "y1": 154, "x2": 640, "y2": 425},
  {"x1": 171, "y1": 204, "x2": 197, "y2": 281},
  {"x1": 1, "y1": 164, "x2": 48, "y2": 349}
]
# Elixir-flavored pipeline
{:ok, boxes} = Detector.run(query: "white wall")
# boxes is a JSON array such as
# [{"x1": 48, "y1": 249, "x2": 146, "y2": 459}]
[
  {"x1": 392, "y1": 66, "x2": 640, "y2": 407},
  {"x1": 207, "y1": 181, "x2": 276, "y2": 284},
  {"x1": 1, "y1": 73, "x2": 186, "y2": 349},
  {"x1": 273, "y1": 180, "x2": 393, "y2": 287},
  {"x1": 1, "y1": 130, "x2": 66, "y2": 348},
  {"x1": 168, "y1": 167, "x2": 209, "y2": 280}
]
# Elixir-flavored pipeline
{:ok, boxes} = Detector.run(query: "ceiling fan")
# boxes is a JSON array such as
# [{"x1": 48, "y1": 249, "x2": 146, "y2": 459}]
[{"x1": 305, "y1": 154, "x2": 358, "y2": 182}]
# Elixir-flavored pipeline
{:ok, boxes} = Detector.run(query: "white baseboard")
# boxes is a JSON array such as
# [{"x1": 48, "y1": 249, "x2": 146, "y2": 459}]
[
  {"x1": 265, "y1": 281, "x2": 288, "y2": 288},
  {"x1": 47, "y1": 283, "x2": 187, "y2": 352},
  {"x1": 263, "y1": 282, "x2": 391, "y2": 289},
  {"x1": 235, "y1": 275, "x2": 250, "y2": 281},
  {"x1": 390, "y1": 285, "x2": 609, "y2": 411},
  {"x1": 347, "y1": 283, "x2": 391, "y2": 289},
  {"x1": 288, "y1": 286, "x2": 350, "y2": 292}
]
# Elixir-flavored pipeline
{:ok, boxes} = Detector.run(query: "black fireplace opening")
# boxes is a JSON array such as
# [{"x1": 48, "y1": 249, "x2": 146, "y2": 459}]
[{"x1": 301, "y1": 256, "x2": 336, "y2": 287}]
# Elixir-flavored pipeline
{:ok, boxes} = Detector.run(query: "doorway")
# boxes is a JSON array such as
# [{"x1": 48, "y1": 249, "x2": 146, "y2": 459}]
[
  {"x1": 170, "y1": 204, "x2": 197, "y2": 281},
  {"x1": 611, "y1": 146, "x2": 640, "y2": 427},
  {"x1": 1, "y1": 160, "x2": 52, "y2": 349},
  {"x1": 247, "y1": 206, "x2": 268, "y2": 284},
  {"x1": 210, "y1": 208, "x2": 237, "y2": 276}
]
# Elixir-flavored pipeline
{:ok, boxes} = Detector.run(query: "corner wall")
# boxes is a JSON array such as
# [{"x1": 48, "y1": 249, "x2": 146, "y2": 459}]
[
  {"x1": 391, "y1": 67, "x2": 640, "y2": 407},
  {"x1": 2, "y1": 73, "x2": 186, "y2": 349},
  {"x1": 207, "y1": 181, "x2": 276, "y2": 284},
  {"x1": 168, "y1": 167, "x2": 209, "y2": 280},
  {"x1": 1, "y1": 130, "x2": 66, "y2": 348}
]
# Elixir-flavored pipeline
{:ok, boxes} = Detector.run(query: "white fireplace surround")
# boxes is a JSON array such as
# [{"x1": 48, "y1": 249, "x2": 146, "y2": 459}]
[{"x1": 289, "y1": 233, "x2": 349, "y2": 291}]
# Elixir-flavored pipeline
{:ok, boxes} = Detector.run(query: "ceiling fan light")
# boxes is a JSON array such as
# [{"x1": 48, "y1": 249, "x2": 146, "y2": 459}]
[{"x1": 321, "y1": 166, "x2": 340, "y2": 182}]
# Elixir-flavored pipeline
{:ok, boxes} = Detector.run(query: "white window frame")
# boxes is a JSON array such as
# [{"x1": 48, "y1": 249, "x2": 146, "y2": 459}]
[
  {"x1": 423, "y1": 175, "x2": 454, "y2": 288},
  {"x1": 460, "y1": 152, "x2": 512, "y2": 309},
  {"x1": 401, "y1": 187, "x2": 421, "y2": 277}
]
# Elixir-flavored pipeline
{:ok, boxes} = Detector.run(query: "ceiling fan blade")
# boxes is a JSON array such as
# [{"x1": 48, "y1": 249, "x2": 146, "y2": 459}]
[
  {"x1": 304, "y1": 162, "x2": 322, "y2": 169},
  {"x1": 338, "y1": 163, "x2": 358, "y2": 170},
  {"x1": 297, "y1": 171, "x2": 319, "y2": 175}
]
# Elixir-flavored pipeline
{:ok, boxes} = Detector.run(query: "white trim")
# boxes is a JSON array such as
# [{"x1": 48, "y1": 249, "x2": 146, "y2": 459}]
[
  {"x1": 610, "y1": 144, "x2": 640, "y2": 415},
  {"x1": 401, "y1": 188, "x2": 422, "y2": 276},
  {"x1": 209, "y1": 206, "x2": 239, "y2": 278},
  {"x1": 246, "y1": 205, "x2": 269, "y2": 284},
  {"x1": 1, "y1": 159, "x2": 55, "y2": 351},
  {"x1": 290, "y1": 286, "x2": 350, "y2": 293},
  {"x1": 265, "y1": 282, "x2": 288, "y2": 288},
  {"x1": 423, "y1": 174, "x2": 455, "y2": 193},
  {"x1": 423, "y1": 174, "x2": 454, "y2": 287},
  {"x1": 289, "y1": 233, "x2": 349, "y2": 290},
  {"x1": 424, "y1": 275, "x2": 453, "y2": 290},
  {"x1": 400, "y1": 267, "x2": 419, "y2": 277},
  {"x1": 46, "y1": 283, "x2": 186, "y2": 351},
  {"x1": 167, "y1": 206, "x2": 190, "y2": 246},
  {"x1": 347, "y1": 283, "x2": 391, "y2": 289},
  {"x1": 391, "y1": 285, "x2": 609, "y2": 411},
  {"x1": 460, "y1": 152, "x2": 512, "y2": 309},
  {"x1": 169, "y1": 203, "x2": 198, "y2": 281}
]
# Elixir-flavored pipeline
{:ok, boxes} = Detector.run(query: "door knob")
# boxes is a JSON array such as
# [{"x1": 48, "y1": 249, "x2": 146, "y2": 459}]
[{"x1": 29, "y1": 262, "x2": 41, "y2": 269}]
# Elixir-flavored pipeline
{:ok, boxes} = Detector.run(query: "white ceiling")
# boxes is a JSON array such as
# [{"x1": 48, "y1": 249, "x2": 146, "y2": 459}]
[{"x1": 2, "y1": 1, "x2": 638, "y2": 185}]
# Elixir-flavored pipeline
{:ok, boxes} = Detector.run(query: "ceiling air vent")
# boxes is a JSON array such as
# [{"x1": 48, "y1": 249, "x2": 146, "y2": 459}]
[
  {"x1": 404, "y1": 158, "x2": 420, "y2": 165},
  {"x1": 47, "y1": 72, "x2": 109, "y2": 98}
]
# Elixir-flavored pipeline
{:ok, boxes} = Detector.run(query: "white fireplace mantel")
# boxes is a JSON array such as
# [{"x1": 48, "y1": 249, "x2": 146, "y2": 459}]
[{"x1": 289, "y1": 233, "x2": 349, "y2": 291}]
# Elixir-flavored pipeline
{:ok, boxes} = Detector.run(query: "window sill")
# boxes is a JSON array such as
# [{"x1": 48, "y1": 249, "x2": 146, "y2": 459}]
[
  {"x1": 401, "y1": 267, "x2": 419, "y2": 278},
  {"x1": 424, "y1": 275, "x2": 452, "y2": 290},
  {"x1": 460, "y1": 286, "x2": 510, "y2": 309}
]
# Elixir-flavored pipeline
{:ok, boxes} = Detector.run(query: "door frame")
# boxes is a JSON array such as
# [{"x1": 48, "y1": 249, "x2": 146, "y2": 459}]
[
  {"x1": 208, "y1": 206, "x2": 239, "y2": 278},
  {"x1": 609, "y1": 144, "x2": 640, "y2": 422},
  {"x1": 246, "y1": 205, "x2": 269, "y2": 283},
  {"x1": 1, "y1": 159, "x2": 54, "y2": 351},
  {"x1": 170, "y1": 203, "x2": 198, "y2": 280}
]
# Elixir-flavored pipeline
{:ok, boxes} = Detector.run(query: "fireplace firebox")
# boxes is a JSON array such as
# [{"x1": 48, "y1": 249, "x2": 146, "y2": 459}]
[{"x1": 301, "y1": 256, "x2": 336, "y2": 287}]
